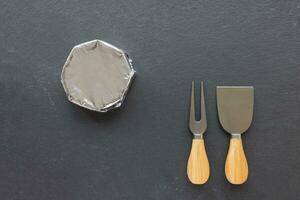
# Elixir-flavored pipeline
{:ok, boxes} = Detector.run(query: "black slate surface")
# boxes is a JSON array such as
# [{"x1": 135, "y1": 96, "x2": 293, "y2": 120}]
[{"x1": 1, "y1": 1, "x2": 300, "y2": 199}]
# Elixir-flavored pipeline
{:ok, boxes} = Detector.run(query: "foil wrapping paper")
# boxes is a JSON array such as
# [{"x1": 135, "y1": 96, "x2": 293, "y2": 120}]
[{"x1": 61, "y1": 40, "x2": 135, "y2": 112}]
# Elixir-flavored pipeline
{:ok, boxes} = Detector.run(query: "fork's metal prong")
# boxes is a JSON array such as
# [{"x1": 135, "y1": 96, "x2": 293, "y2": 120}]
[
  {"x1": 189, "y1": 81, "x2": 196, "y2": 124},
  {"x1": 200, "y1": 81, "x2": 207, "y2": 126}
]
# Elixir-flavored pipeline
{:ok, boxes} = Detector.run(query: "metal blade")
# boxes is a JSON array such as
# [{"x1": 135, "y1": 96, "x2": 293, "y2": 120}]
[{"x1": 217, "y1": 86, "x2": 254, "y2": 134}]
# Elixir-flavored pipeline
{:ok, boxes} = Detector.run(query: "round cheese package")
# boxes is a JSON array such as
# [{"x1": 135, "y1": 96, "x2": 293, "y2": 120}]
[{"x1": 61, "y1": 40, "x2": 135, "y2": 112}]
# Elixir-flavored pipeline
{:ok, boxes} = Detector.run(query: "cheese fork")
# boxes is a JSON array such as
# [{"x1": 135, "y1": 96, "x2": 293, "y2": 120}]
[{"x1": 187, "y1": 81, "x2": 210, "y2": 184}]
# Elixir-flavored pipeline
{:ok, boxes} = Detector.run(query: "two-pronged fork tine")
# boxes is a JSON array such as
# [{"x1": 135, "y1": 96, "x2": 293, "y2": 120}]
[
  {"x1": 189, "y1": 81, "x2": 207, "y2": 137},
  {"x1": 189, "y1": 81, "x2": 196, "y2": 125},
  {"x1": 187, "y1": 81, "x2": 210, "y2": 185}
]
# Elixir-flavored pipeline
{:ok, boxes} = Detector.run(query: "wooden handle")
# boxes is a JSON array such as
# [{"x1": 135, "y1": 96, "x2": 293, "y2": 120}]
[
  {"x1": 187, "y1": 138, "x2": 210, "y2": 184},
  {"x1": 225, "y1": 137, "x2": 248, "y2": 184}
]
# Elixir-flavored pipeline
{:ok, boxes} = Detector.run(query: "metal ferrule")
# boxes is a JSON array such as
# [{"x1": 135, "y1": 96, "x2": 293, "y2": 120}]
[
  {"x1": 193, "y1": 134, "x2": 203, "y2": 139},
  {"x1": 231, "y1": 133, "x2": 241, "y2": 139}
]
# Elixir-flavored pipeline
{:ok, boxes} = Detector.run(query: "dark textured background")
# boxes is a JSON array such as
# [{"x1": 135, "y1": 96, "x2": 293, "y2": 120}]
[{"x1": 1, "y1": 0, "x2": 300, "y2": 199}]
